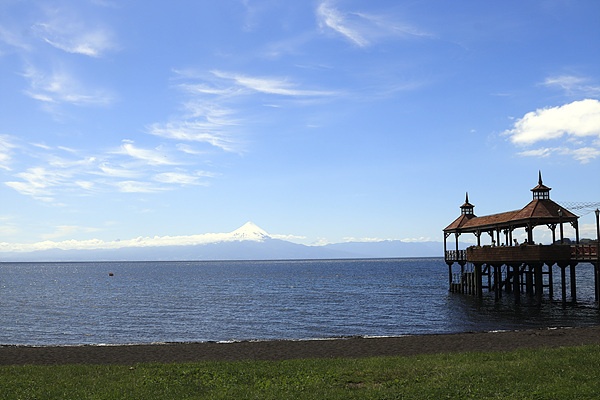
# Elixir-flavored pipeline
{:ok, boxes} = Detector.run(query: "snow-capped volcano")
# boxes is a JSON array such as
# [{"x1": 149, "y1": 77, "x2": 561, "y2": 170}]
[
  {"x1": 0, "y1": 221, "x2": 443, "y2": 261},
  {"x1": 228, "y1": 221, "x2": 271, "y2": 242}
]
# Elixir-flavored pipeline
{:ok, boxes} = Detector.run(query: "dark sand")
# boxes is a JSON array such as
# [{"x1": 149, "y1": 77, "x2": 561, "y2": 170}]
[{"x1": 2, "y1": 326, "x2": 600, "y2": 365}]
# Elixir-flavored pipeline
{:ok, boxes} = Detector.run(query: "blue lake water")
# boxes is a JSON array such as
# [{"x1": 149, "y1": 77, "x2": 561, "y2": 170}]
[{"x1": 1, "y1": 258, "x2": 599, "y2": 346}]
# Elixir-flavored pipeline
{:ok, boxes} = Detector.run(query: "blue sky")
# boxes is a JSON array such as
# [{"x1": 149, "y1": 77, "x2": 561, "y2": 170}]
[{"x1": 1, "y1": 0, "x2": 599, "y2": 252}]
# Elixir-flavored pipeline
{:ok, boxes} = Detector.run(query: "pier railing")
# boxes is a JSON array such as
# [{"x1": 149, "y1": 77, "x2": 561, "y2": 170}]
[
  {"x1": 445, "y1": 250, "x2": 467, "y2": 263},
  {"x1": 570, "y1": 244, "x2": 599, "y2": 261},
  {"x1": 445, "y1": 244, "x2": 599, "y2": 265},
  {"x1": 465, "y1": 244, "x2": 572, "y2": 264}
]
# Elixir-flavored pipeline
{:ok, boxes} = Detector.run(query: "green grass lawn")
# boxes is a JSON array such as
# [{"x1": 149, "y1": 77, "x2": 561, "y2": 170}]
[{"x1": 2, "y1": 345, "x2": 600, "y2": 399}]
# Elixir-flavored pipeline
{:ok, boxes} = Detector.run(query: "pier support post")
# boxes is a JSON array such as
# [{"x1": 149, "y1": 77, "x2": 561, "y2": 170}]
[
  {"x1": 570, "y1": 264, "x2": 577, "y2": 302},
  {"x1": 594, "y1": 262, "x2": 599, "y2": 302},
  {"x1": 493, "y1": 265, "x2": 502, "y2": 301},
  {"x1": 559, "y1": 265, "x2": 567, "y2": 304},
  {"x1": 534, "y1": 263, "x2": 543, "y2": 303},
  {"x1": 525, "y1": 265, "x2": 533, "y2": 296},
  {"x1": 505, "y1": 266, "x2": 512, "y2": 294},
  {"x1": 475, "y1": 263, "x2": 483, "y2": 298},
  {"x1": 548, "y1": 263, "x2": 554, "y2": 299},
  {"x1": 512, "y1": 264, "x2": 521, "y2": 305}
]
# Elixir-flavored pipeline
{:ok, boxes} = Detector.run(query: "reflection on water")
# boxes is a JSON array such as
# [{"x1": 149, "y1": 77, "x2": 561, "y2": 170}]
[{"x1": 444, "y1": 262, "x2": 600, "y2": 333}]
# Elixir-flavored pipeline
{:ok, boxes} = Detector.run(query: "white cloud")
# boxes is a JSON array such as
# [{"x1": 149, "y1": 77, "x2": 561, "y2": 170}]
[
  {"x1": 2, "y1": 144, "x2": 107, "y2": 201},
  {"x1": 518, "y1": 146, "x2": 600, "y2": 164},
  {"x1": 211, "y1": 70, "x2": 336, "y2": 97},
  {"x1": 32, "y1": 13, "x2": 117, "y2": 57},
  {"x1": 75, "y1": 180, "x2": 95, "y2": 190},
  {"x1": 176, "y1": 144, "x2": 207, "y2": 156},
  {"x1": 317, "y1": 1, "x2": 369, "y2": 47},
  {"x1": 148, "y1": 120, "x2": 239, "y2": 152},
  {"x1": 567, "y1": 147, "x2": 600, "y2": 163},
  {"x1": 118, "y1": 141, "x2": 180, "y2": 166},
  {"x1": 152, "y1": 68, "x2": 338, "y2": 158},
  {"x1": 343, "y1": 236, "x2": 390, "y2": 243},
  {"x1": 4, "y1": 166, "x2": 70, "y2": 201},
  {"x1": 2, "y1": 140, "x2": 215, "y2": 201},
  {"x1": 402, "y1": 236, "x2": 433, "y2": 242},
  {"x1": 506, "y1": 99, "x2": 600, "y2": 144},
  {"x1": 0, "y1": 25, "x2": 31, "y2": 52},
  {"x1": 543, "y1": 75, "x2": 600, "y2": 97},
  {"x1": 505, "y1": 99, "x2": 600, "y2": 162},
  {"x1": 153, "y1": 171, "x2": 209, "y2": 185},
  {"x1": 0, "y1": 225, "x2": 270, "y2": 252},
  {"x1": 22, "y1": 65, "x2": 113, "y2": 106},
  {"x1": 517, "y1": 148, "x2": 552, "y2": 158},
  {"x1": 271, "y1": 233, "x2": 307, "y2": 241},
  {"x1": 0, "y1": 135, "x2": 16, "y2": 170},
  {"x1": 316, "y1": 0, "x2": 430, "y2": 47},
  {"x1": 98, "y1": 163, "x2": 140, "y2": 178},
  {"x1": 114, "y1": 180, "x2": 165, "y2": 193}
]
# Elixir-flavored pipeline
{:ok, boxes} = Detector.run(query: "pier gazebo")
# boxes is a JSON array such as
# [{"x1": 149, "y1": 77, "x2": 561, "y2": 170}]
[{"x1": 444, "y1": 172, "x2": 599, "y2": 303}]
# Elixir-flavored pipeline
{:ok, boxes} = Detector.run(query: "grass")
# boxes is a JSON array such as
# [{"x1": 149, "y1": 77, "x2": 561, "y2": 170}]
[{"x1": 2, "y1": 345, "x2": 600, "y2": 399}]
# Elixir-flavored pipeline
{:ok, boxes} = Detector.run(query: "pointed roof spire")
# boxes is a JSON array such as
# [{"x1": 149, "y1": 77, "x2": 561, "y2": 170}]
[
  {"x1": 531, "y1": 170, "x2": 551, "y2": 199},
  {"x1": 460, "y1": 192, "x2": 475, "y2": 215}
]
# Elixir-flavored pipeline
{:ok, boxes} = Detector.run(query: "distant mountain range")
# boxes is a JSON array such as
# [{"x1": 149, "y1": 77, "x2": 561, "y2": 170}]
[{"x1": 0, "y1": 222, "x2": 444, "y2": 262}]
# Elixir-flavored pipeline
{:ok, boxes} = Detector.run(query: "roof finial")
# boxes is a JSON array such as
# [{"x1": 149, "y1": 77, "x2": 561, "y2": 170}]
[
  {"x1": 538, "y1": 170, "x2": 543, "y2": 185},
  {"x1": 465, "y1": 192, "x2": 469, "y2": 204}
]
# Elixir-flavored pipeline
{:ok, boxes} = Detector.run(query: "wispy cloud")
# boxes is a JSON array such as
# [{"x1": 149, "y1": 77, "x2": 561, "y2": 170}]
[
  {"x1": 114, "y1": 180, "x2": 165, "y2": 193},
  {"x1": 543, "y1": 75, "x2": 600, "y2": 97},
  {"x1": 117, "y1": 141, "x2": 180, "y2": 166},
  {"x1": 153, "y1": 171, "x2": 211, "y2": 185},
  {"x1": 0, "y1": 25, "x2": 31, "y2": 52},
  {"x1": 1, "y1": 2, "x2": 117, "y2": 118},
  {"x1": 148, "y1": 68, "x2": 338, "y2": 156},
  {"x1": 5, "y1": 166, "x2": 71, "y2": 201},
  {"x1": 1, "y1": 138, "x2": 218, "y2": 201},
  {"x1": 211, "y1": 70, "x2": 337, "y2": 97},
  {"x1": 32, "y1": 10, "x2": 117, "y2": 57},
  {"x1": 343, "y1": 236, "x2": 390, "y2": 243},
  {"x1": 505, "y1": 99, "x2": 600, "y2": 163},
  {"x1": 317, "y1": 1, "x2": 369, "y2": 47},
  {"x1": 518, "y1": 146, "x2": 600, "y2": 164},
  {"x1": 97, "y1": 163, "x2": 141, "y2": 179},
  {"x1": 22, "y1": 65, "x2": 114, "y2": 106},
  {"x1": 0, "y1": 135, "x2": 17, "y2": 170},
  {"x1": 316, "y1": 0, "x2": 430, "y2": 47},
  {"x1": 148, "y1": 117, "x2": 239, "y2": 153}
]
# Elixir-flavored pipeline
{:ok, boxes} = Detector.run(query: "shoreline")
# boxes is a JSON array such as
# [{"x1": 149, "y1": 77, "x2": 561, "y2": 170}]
[{"x1": 3, "y1": 326, "x2": 600, "y2": 365}]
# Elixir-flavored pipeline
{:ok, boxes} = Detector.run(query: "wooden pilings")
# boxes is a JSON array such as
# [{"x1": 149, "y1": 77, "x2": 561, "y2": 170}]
[{"x1": 448, "y1": 260, "x2": 578, "y2": 304}]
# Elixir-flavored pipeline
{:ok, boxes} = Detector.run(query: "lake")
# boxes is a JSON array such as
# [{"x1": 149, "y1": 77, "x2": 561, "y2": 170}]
[{"x1": 1, "y1": 258, "x2": 599, "y2": 346}]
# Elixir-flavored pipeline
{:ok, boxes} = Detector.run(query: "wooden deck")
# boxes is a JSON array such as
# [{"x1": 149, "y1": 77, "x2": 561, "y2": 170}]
[
  {"x1": 445, "y1": 244, "x2": 597, "y2": 265},
  {"x1": 444, "y1": 244, "x2": 599, "y2": 303}
]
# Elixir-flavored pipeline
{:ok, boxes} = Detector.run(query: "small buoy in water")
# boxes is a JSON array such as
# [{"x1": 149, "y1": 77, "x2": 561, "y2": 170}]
[{"x1": 108, "y1": 272, "x2": 114, "y2": 277}]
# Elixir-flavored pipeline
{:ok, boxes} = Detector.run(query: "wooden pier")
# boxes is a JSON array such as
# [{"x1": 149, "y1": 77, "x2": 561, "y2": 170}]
[{"x1": 444, "y1": 173, "x2": 600, "y2": 304}]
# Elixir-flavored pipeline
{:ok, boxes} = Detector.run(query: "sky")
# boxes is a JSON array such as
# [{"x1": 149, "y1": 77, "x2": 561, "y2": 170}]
[{"x1": 1, "y1": 0, "x2": 600, "y2": 252}]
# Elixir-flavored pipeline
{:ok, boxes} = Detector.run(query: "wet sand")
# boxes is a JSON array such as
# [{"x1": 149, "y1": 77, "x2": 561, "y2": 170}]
[{"x1": 2, "y1": 326, "x2": 600, "y2": 365}]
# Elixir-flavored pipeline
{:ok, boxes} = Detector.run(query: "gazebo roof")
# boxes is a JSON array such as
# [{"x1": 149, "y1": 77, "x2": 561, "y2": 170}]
[{"x1": 444, "y1": 175, "x2": 578, "y2": 234}]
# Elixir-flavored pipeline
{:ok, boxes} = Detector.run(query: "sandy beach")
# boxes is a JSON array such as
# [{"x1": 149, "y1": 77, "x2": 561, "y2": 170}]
[{"x1": 2, "y1": 326, "x2": 600, "y2": 365}]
